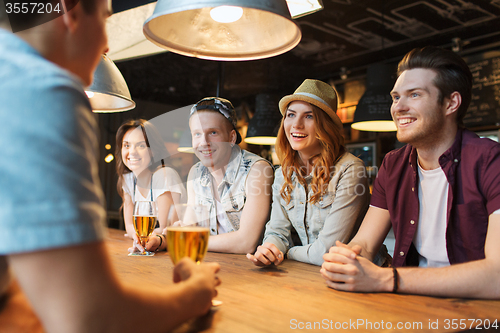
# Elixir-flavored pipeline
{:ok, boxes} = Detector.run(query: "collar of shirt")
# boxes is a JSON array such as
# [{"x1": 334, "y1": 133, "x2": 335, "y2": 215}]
[
  {"x1": 408, "y1": 128, "x2": 464, "y2": 181},
  {"x1": 200, "y1": 145, "x2": 242, "y2": 191}
]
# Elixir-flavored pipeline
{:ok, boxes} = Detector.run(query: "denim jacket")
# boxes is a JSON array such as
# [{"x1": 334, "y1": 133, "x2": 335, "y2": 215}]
[
  {"x1": 188, "y1": 146, "x2": 272, "y2": 235},
  {"x1": 263, "y1": 152, "x2": 370, "y2": 266}
]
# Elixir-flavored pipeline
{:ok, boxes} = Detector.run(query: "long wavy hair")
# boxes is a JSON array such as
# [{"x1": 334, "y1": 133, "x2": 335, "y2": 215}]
[
  {"x1": 275, "y1": 103, "x2": 345, "y2": 204},
  {"x1": 115, "y1": 119, "x2": 168, "y2": 200}
]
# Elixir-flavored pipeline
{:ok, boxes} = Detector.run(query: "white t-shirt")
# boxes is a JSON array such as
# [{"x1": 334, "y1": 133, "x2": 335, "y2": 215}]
[
  {"x1": 413, "y1": 159, "x2": 500, "y2": 268},
  {"x1": 414, "y1": 161, "x2": 450, "y2": 268},
  {"x1": 214, "y1": 199, "x2": 231, "y2": 234},
  {"x1": 123, "y1": 167, "x2": 186, "y2": 203}
]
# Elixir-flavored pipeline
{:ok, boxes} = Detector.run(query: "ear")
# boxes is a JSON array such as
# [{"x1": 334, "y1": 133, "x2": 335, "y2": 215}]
[
  {"x1": 229, "y1": 129, "x2": 237, "y2": 145},
  {"x1": 61, "y1": 0, "x2": 81, "y2": 33},
  {"x1": 444, "y1": 91, "x2": 461, "y2": 116}
]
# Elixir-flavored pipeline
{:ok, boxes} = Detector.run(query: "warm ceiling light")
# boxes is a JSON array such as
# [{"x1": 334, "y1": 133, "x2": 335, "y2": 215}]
[
  {"x1": 177, "y1": 130, "x2": 194, "y2": 153},
  {"x1": 210, "y1": 6, "x2": 243, "y2": 23},
  {"x1": 351, "y1": 121, "x2": 397, "y2": 132},
  {"x1": 143, "y1": 0, "x2": 301, "y2": 61},
  {"x1": 105, "y1": 144, "x2": 112, "y2": 150},
  {"x1": 244, "y1": 136, "x2": 278, "y2": 145},
  {"x1": 104, "y1": 153, "x2": 114, "y2": 163},
  {"x1": 177, "y1": 147, "x2": 195, "y2": 153},
  {"x1": 352, "y1": 63, "x2": 397, "y2": 132},
  {"x1": 244, "y1": 94, "x2": 282, "y2": 145},
  {"x1": 85, "y1": 54, "x2": 136, "y2": 113},
  {"x1": 286, "y1": 0, "x2": 323, "y2": 19}
]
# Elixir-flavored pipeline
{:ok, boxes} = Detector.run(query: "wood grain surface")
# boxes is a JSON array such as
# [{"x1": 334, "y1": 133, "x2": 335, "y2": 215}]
[
  {"x1": 1, "y1": 228, "x2": 498, "y2": 332},
  {"x1": 106, "y1": 228, "x2": 500, "y2": 333}
]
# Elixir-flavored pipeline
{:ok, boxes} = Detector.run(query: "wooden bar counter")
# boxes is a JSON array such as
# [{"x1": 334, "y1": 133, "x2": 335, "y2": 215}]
[
  {"x1": 1, "y1": 228, "x2": 499, "y2": 332},
  {"x1": 105, "y1": 228, "x2": 500, "y2": 332}
]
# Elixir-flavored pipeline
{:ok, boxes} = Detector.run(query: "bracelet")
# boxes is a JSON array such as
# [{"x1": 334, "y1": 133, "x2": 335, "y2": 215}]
[
  {"x1": 392, "y1": 267, "x2": 399, "y2": 293},
  {"x1": 155, "y1": 234, "x2": 163, "y2": 252}
]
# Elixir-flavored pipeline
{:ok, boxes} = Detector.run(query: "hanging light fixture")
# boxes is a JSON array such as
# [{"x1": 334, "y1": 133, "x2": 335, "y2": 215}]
[
  {"x1": 244, "y1": 93, "x2": 282, "y2": 145},
  {"x1": 177, "y1": 130, "x2": 194, "y2": 153},
  {"x1": 85, "y1": 54, "x2": 136, "y2": 113},
  {"x1": 143, "y1": 0, "x2": 302, "y2": 61},
  {"x1": 286, "y1": 0, "x2": 323, "y2": 19},
  {"x1": 351, "y1": 63, "x2": 397, "y2": 132}
]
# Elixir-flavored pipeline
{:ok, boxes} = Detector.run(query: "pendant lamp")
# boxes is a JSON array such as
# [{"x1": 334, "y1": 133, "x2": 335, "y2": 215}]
[
  {"x1": 143, "y1": 0, "x2": 302, "y2": 61},
  {"x1": 244, "y1": 93, "x2": 282, "y2": 145},
  {"x1": 177, "y1": 130, "x2": 194, "y2": 153},
  {"x1": 287, "y1": 0, "x2": 323, "y2": 19},
  {"x1": 85, "y1": 54, "x2": 136, "y2": 113},
  {"x1": 351, "y1": 63, "x2": 397, "y2": 132}
]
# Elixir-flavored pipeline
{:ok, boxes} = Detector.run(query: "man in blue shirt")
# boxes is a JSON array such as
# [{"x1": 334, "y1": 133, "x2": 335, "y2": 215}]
[{"x1": 0, "y1": 0, "x2": 220, "y2": 331}]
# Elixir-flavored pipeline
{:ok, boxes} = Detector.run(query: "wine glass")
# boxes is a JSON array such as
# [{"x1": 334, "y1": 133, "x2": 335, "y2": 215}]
[
  {"x1": 166, "y1": 204, "x2": 209, "y2": 264},
  {"x1": 132, "y1": 201, "x2": 157, "y2": 256}
]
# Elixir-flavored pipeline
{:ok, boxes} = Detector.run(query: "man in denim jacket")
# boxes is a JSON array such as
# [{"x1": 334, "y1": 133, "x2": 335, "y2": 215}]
[{"x1": 188, "y1": 97, "x2": 274, "y2": 254}]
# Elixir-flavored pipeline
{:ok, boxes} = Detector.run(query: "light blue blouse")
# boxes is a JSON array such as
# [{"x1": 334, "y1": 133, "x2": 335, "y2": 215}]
[{"x1": 263, "y1": 152, "x2": 370, "y2": 266}]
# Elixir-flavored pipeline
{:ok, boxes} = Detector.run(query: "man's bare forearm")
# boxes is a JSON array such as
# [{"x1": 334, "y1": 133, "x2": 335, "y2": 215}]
[
  {"x1": 395, "y1": 258, "x2": 500, "y2": 299},
  {"x1": 9, "y1": 242, "x2": 216, "y2": 333}
]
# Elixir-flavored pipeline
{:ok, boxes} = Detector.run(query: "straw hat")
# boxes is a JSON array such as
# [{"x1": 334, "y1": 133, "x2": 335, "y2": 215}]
[{"x1": 279, "y1": 79, "x2": 342, "y2": 131}]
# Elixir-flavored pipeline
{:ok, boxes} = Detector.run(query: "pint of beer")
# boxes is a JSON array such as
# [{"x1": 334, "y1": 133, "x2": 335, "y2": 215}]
[
  {"x1": 133, "y1": 201, "x2": 157, "y2": 254},
  {"x1": 133, "y1": 215, "x2": 157, "y2": 246},
  {"x1": 166, "y1": 204, "x2": 209, "y2": 264},
  {"x1": 166, "y1": 226, "x2": 209, "y2": 264}
]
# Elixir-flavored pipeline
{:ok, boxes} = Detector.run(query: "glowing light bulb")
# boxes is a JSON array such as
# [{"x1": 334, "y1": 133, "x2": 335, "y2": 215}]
[
  {"x1": 210, "y1": 6, "x2": 243, "y2": 23},
  {"x1": 104, "y1": 153, "x2": 114, "y2": 163}
]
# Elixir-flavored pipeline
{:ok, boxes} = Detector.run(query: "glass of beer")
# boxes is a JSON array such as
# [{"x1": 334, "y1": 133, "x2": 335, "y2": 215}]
[
  {"x1": 166, "y1": 204, "x2": 209, "y2": 264},
  {"x1": 133, "y1": 200, "x2": 157, "y2": 256}
]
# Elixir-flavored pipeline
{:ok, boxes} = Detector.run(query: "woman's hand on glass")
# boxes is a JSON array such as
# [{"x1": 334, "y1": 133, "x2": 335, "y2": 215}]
[
  {"x1": 137, "y1": 232, "x2": 167, "y2": 252},
  {"x1": 128, "y1": 233, "x2": 145, "y2": 253}
]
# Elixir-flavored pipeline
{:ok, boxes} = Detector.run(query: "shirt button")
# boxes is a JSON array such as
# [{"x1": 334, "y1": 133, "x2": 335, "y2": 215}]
[
  {"x1": 411, "y1": 187, "x2": 414, "y2": 192},
  {"x1": 410, "y1": 220, "x2": 415, "y2": 225},
  {"x1": 454, "y1": 159, "x2": 458, "y2": 163},
  {"x1": 211, "y1": 228, "x2": 216, "y2": 233},
  {"x1": 399, "y1": 251, "x2": 405, "y2": 256},
  {"x1": 299, "y1": 202, "x2": 304, "y2": 205}
]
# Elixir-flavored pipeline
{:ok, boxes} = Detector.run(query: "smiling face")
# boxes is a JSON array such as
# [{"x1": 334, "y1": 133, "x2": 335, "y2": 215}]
[
  {"x1": 121, "y1": 127, "x2": 152, "y2": 175},
  {"x1": 189, "y1": 111, "x2": 236, "y2": 171},
  {"x1": 390, "y1": 68, "x2": 447, "y2": 147},
  {"x1": 283, "y1": 101, "x2": 322, "y2": 163}
]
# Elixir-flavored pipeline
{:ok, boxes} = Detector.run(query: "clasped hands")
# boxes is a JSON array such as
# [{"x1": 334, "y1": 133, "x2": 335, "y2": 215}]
[{"x1": 321, "y1": 241, "x2": 391, "y2": 292}]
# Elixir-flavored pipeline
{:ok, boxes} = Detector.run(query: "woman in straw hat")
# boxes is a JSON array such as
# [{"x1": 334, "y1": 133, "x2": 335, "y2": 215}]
[{"x1": 247, "y1": 79, "x2": 371, "y2": 266}]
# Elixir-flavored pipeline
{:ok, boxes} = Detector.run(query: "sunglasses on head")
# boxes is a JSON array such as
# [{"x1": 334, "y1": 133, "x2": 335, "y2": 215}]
[{"x1": 190, "y1": 98, "x2": 234, "y2": 119}]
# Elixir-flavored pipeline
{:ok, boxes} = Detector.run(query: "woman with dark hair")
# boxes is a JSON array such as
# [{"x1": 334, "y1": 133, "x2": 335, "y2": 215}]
[
  {"x1": 247, "y1": 79, "x2": 371, "y2": 266},
  {"x1": 116, "y1": 119, "x2": 185, "y2": 242}
]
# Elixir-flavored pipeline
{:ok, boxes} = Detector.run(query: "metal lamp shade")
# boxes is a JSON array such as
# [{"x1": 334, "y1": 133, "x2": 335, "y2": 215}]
[
  {"x1": 351, "y1": 63, "x2": 397, "y2": 132},
  {"x1": 143, "y1": 0, "x2": 302, "y2": 61},
  {"x1": 244, "y1": 94, "x2": 282, "y2": 145},
  {"x1": 86, "y1": 55, "x2": 136, "y2": 113}
]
